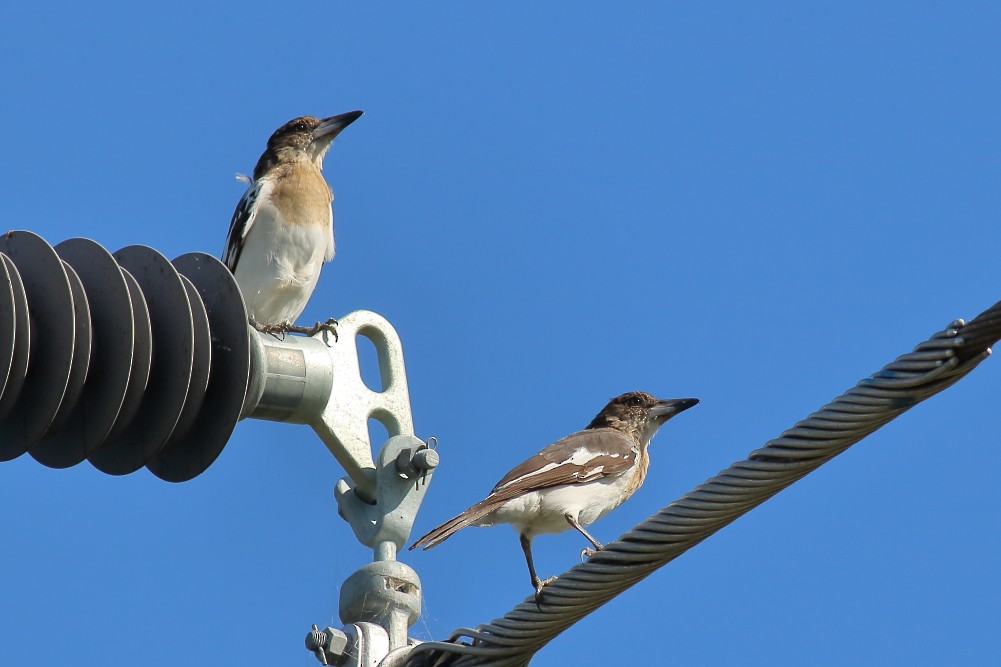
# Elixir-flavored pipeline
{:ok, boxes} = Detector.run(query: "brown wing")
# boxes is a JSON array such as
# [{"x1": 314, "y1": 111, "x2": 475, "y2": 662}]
[{"x1": 490, "y1": 428, "x2": 639, "y2": 494}]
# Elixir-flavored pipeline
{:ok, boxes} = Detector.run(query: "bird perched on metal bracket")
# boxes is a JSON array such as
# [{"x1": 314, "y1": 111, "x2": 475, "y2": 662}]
[
  {"x1": 223, "y1": 110, "x2": 363, "y2": 340},
  {"x1": 410, "y1": 391, "x2": 698, "y2": 603}
]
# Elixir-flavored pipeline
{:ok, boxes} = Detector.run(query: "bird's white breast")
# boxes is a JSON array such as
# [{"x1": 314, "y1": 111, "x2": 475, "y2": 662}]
[
  {"x1": 233, "y1": 195, "x2": 331, "y2": 325},
  {"x1": 485, "y1": 472, "x2": 636, "y2": 537}
]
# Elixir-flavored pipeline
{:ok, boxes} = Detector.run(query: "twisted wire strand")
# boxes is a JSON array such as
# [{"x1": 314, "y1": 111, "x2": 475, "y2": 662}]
[{"x1": 405, "y1": 301, "x2": 1001, "y2": 667}]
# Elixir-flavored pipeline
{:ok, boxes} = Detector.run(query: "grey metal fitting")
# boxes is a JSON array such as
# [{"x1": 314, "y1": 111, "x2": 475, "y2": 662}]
[
  {"x1": 305, "y1": 625, "x2": 349, "y2": 665},
  {"x1": 335, "y1": 434, "x2": 436, "y2": 552},
  {"x1": 395, "y1": 445, "x2": 439, "y2": 481},
  {"x1": 344, "y1": 623, "x2": 391, "y2": 667},
  {"x1": 305, "y1": 622, "x2": 393, "y2": 667},
  {"x1": 244, "y1": 310, "x2": 415, "y2": 502},
  {"x1": 340, "y1": 560, "x2": 422, "y2": 651}
]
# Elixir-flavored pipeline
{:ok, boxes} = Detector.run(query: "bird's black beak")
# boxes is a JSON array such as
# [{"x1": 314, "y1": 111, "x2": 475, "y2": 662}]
[
  {"x1": 650, "y1": 397, "x2": 699, "y2": 421},
  {"x1": 313, "y1": 110, "x2": 364, "y2": 143}
]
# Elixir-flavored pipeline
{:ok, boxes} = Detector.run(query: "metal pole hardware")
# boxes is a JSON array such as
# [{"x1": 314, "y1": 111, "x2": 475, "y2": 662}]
[
  {"x1": 243, "y1": 309, "x2": 418, "y2": 502},
  {"x1": 0, "y1": 230, "x2": 439, "y2": 667},
  {"x1": 257, "y1": 315, "x2": 439, "y2": 666}
]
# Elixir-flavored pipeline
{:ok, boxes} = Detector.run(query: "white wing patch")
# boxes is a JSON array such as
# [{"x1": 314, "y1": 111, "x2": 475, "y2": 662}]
[
  {"x1": 493, "y1": 446, "x2": 623, "y2": 490},
  {"x1": 223, "y1": 178, "x2": 273, "y2": 271},
  {"x1": 495, "y1": 461, "x2": 560, "y2": 490}
]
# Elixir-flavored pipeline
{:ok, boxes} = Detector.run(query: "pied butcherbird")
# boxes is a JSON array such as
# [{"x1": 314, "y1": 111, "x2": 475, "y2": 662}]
[
  {"x1": 410, "y1": 391, "x2": 698, "y2": 602},
  {"x1": 223, "y1": 111, "x2": 363, "y2": 339}
]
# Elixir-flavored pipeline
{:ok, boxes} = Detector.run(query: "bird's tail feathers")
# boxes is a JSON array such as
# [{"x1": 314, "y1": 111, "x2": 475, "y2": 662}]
[{"x1": 409, "y1": 499, "x2": 498, "y2": 551}]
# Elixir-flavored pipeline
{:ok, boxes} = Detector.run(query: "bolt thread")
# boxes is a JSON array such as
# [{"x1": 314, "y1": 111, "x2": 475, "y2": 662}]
[{"x1": 305, "y1": 629, "x2": 327, "y2": 651}]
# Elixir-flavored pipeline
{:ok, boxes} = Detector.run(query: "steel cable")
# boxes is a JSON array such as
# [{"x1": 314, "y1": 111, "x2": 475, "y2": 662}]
[{"x1": 405, "y1": 301, "x2": 1001, "y2": 667}]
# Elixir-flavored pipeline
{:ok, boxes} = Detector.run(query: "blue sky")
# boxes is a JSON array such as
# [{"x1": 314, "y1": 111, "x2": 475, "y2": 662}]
[{"x1": 2, "y1": 3, "x2": 1000, "y2": 665}]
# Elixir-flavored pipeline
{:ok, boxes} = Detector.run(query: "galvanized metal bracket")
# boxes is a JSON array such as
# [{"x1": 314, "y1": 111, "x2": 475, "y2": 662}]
[
  {"x1": 339, "y1": 554, "x2": 423, "y2": 651},
  {"x1": 335, "y1": 434, "x2": 437, "y2": 553},
  {"x1": 343, "y1": 623, "x2": 391, "y2": 667},
  {"x1": 243, "y1": 310, "x2": 417, "y2": 503},
  {"x1": 250, "y1": 312, "x2": 439, "y2": 663}
]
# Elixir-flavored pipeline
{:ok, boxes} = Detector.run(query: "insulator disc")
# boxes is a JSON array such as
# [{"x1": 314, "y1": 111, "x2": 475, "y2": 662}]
[
  {"x1": 0, "y1": 231, "x2": 76, "y2": 460},
  {"x1": 107, "y1": 268, "x2": 152, "y2": 438},
  {"x1": 0, "y1": 254, "x2": 16, "y2": 410},
  {"x1": 164, "y1": 275, "x2": 212, "y2": 445},
  {"x1": 48, "y1": 260, "x2": 92, "y2": 430},
  {"x1": 0, "y1": 254, "x2": 30, "y2": 421},
  {"x1": 31, "y1": 239, "x2": 135, "y2": 467},
  {"x1": 148, "y1": 253, "x2": 250, "y2": 482},
  {"x1": 89, "y1": 246, "x2": 194, "y2": 474}
]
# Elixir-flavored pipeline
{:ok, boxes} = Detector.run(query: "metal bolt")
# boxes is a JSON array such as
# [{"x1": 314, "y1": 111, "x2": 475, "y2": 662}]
[
  {"x1": 413, "y1": 447, "x2": 439, "y2": 472},
  {"x1": 395, "y1": 446, "x2": 439, "y2": 479},
  {"x1": 305, "y1": 625, "x2": 348, "y2": 665}
]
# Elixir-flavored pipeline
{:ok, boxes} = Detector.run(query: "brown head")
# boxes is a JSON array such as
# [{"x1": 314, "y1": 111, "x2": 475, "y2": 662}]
[
  {"x1": 253, "y1": 110, "x2": 363, "y2": 180},
  {"x1": 586, "y1": 391, "x2": 698, "y2": 444}
]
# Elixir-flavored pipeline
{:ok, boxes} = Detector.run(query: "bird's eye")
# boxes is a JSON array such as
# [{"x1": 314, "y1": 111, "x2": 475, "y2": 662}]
[
  {"x1": 629, "y1": 396, "x2": 642, "y2": 406},
  {"x1": 295, "y1": 122, "x2": 307, "y2": 132}
]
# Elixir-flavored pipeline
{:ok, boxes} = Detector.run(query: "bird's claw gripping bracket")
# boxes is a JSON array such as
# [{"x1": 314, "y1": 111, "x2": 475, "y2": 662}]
[{"x1": 242, "y1": 309, "x2": 436, "y2": 663}]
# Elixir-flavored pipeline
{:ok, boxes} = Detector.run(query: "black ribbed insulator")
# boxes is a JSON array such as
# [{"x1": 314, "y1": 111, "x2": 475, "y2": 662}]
[{"x1": 0, "y1": 230, "x2": 250, "y2": 482}]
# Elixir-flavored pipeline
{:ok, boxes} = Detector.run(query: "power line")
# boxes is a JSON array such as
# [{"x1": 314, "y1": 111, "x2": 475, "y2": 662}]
[{"x1": 405, "y1": 305, "x2": 999, "y2": 666}]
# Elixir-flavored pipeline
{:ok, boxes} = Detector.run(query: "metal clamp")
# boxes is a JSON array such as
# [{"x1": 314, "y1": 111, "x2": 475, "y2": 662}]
[
  {"x1": 252, "y1": 313, "x2": 439, "y2": 663},
  {"x1": 335, "y1": 434, "x2": 437, "y2": 554},
  {"x1": 243, "y1": 310, "x2": 415, "y2": 502}
]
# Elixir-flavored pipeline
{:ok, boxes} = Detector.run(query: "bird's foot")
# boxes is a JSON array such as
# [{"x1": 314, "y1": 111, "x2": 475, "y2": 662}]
[
  {"x1": 249, "y1": 316, "x2": 290, "y2": 340},
  {"x1": 580, "y1": 543, "x2": 605, "y2": 561},
  {"x1": 532, "y1": 575, "x2": 559, "y2": 608},
  {"x1": 287, "y1": 317, "x2": 339, "y2": 344}
]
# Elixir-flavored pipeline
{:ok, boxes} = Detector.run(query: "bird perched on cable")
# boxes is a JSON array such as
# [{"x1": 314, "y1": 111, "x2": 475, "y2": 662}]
[
  {"x1": 410, "y1": 391, "x2": 698, "y2": 603},
  {"x1": 223, "y1": 110, "x2": 363, "y2": 339}
]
